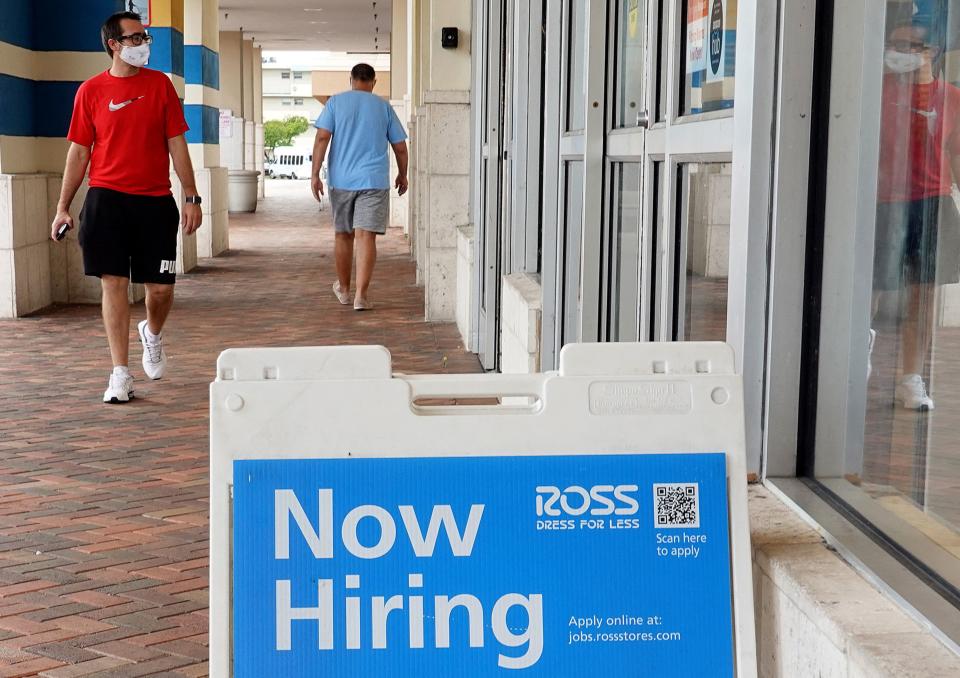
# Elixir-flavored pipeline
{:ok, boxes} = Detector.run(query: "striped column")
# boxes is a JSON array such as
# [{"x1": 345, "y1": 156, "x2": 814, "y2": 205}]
[
  {"x1": 0, "y1": 0, "x2": 126, "y2": 317},
  {"x1": 184, "y1": 0, "x2": 228, "y2": 258},
  {"x1": 147, "y1": 0, "x2": 197, "y2": 274},
  {"x1": 147, "y1": 0, "x2": 185, "y2": 96}
]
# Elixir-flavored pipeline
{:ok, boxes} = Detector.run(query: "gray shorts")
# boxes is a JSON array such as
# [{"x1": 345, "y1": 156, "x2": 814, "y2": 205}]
[{"x1": 329, "y1": 188, "x2": 389, "y2": 235}]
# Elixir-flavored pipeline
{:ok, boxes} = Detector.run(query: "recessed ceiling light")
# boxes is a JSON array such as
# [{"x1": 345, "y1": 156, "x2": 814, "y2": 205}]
[{"x1": 304, "y1": 7, "x2": 324, "y2": 11}]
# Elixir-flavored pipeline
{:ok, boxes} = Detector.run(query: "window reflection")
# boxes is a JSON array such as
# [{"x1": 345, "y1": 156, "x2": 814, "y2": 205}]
[
  {"x1": 859, "y1": 1, "x2": 960, "y2": 571},
  {"x1": 676, "y1": 163, "x2": 731, "y2": 341},
  {"x1": 566, "y1": 0, "x2": 588, "y2": 132},
  {"x1": 617, "y1": 0, "x2": 646, "y2": 128},
  {"x1": 562, "y1": 161, "x2": 585, "y2": 345},
  {"x1": 610, "y1": 164, "x2": 642, "y2": 341}
]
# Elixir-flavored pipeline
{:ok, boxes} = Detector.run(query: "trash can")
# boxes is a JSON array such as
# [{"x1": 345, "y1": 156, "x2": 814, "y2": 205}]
[{"x1": 228, "y1": 170, "x2": 261, "y2": 213}]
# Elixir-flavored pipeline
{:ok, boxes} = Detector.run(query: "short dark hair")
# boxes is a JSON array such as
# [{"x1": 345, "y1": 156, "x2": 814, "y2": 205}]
[
  {"x1": 351, "y1": 63, "x2": 376, "y2": 82},
  {"x1": 101, "y1": 11, "x2": 142, "y2": 57}
]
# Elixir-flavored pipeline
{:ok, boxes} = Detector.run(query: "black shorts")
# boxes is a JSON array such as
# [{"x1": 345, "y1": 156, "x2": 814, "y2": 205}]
[
  {"x1": 873, "y1": 196, "x2": 960, "y2": 290},
  {"x1": 79, "y1": 187, "x2": 179, "y2": 285}
]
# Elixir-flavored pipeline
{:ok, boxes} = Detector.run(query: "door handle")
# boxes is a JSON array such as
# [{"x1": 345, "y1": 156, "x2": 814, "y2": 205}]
[{"x1": 636, "y1": 110, "x2": 650, "y2": 129}]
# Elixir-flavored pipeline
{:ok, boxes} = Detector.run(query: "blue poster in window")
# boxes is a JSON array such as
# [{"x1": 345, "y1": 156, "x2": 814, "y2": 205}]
[{"x1": 233, "y1": 454, "x2": 734, "y2": 676}]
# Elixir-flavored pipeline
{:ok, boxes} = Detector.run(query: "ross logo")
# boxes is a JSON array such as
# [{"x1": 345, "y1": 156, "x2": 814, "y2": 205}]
[
  {"x1": 159, "y1": 260, "x2": 176, "y2": 274},
  {"x1": 535, "y1": 485, "x2": 640, "y2": 517},
  {"x1": 108, "y1": 96, "x2": 144, "y2": 112}
]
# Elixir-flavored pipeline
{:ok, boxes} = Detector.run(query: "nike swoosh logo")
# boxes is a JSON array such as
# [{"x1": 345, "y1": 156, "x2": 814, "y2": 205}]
[{"x1": 108, "y1": 96, "x2": 144, "y2": 112}]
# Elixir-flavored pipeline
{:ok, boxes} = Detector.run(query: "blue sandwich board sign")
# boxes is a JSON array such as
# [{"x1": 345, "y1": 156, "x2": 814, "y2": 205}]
[{"x1": 233, "y1": 453, "x2": 734, "y2": 676}]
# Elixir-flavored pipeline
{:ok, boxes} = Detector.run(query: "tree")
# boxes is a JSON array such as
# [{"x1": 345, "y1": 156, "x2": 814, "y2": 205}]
[{"x1": 264, "y1": 116, "x2": 311, "y2": 150}]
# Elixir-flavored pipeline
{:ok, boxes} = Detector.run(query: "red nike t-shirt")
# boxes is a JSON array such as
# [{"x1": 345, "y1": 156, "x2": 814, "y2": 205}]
[
  {"x1": 67, "y1": 68, "x2": 189, "y2": 197},
  {"x1": 877, "y1": 74, "x2": 960, "y2": 202}
]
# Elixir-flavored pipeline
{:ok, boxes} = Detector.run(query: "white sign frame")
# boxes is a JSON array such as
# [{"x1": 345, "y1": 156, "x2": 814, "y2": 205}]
[{"x1": 209, "y1": 342, "x2": 757, "y2": 677}]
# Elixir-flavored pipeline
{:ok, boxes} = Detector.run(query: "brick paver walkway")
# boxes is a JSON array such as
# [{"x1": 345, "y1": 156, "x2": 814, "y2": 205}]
[{"x1": 0, "y1": 181, "x2": 480, "y2": 677}]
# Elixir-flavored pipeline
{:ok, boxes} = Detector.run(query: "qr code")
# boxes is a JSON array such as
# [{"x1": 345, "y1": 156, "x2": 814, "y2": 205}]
[{"x1": 653, "y1": 483, "x2": 700, "y2": 528}]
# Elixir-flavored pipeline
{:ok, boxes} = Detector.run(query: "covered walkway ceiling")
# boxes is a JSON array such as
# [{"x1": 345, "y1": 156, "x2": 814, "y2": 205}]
[{"x1": 219, "y1": 0, "x2": 392, "y2": 52}]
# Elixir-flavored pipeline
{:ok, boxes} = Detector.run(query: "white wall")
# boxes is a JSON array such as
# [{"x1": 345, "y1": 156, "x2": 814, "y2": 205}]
[
  {"x1": 262, "y1": 96, "x2": 323, "y2": 124},
  {"x1": 500, "y1": 273, "x2": 542, "y2": 374},
  {"x1": 408, "y1": 0, "x2": 473, "y2": 322}
]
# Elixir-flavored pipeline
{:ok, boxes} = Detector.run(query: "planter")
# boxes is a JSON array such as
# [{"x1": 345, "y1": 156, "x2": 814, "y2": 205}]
[{"x1": 228, "y1": 170, "x2": 261, "y2": 213}]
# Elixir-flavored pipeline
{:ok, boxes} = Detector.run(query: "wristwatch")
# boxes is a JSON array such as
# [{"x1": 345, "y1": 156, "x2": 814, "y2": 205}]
[{"x1": 185, "y1": 195, "x2": 202, "y2": 205}]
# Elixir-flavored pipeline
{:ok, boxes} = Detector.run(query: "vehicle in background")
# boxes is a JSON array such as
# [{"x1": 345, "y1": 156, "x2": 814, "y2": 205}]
[{"x1": 265, "y1": 147, "x2": 314, "y2": 180}]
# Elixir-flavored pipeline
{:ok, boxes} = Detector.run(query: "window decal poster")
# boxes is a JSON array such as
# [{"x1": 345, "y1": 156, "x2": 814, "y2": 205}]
[
  {"x1": 233, "y1": 453, "x2": 735, "y2": 676},
  {"x1": 686, "y1": 0, "x2": 709, "y2": 74},
  {"x1": 707, "y1": 0, "x2": 726, "y2": 83}
]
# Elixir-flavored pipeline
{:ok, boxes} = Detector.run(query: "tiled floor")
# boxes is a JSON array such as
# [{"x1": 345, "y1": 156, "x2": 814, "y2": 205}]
[{"x1": 0, "y1": 181, "x2": 480, "y2": 677}]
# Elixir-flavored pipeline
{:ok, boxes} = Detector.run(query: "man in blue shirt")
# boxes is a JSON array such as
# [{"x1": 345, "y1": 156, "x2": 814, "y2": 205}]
[{"x1": 311, "y1": 63, "x2": 409, "y2": 311}]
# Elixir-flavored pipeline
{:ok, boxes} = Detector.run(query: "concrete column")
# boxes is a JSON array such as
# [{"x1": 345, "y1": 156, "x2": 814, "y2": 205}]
[
  {"x1": 391, "y1": 0, "x2": 411, "y2": 235},
  {"x1": 151, "y1": 0, "x2": 197, "y2": 274},
  {"x1": 184, "y1": 0, "x2": 228, "y2": 258},
  {"x1": 408, "y1": 0, "x2": 472, "y2": 321},
  {"x1": 218, "y1": 30, "x2": 260, "y2": 210},
  {"x1": 0, "y1": 0, "x2": 150, "y2": 317},
  {"x1": 217, "y1": 31, "x2": 244, "y2": 171},
  {"x1": 392, "y1": 0, "x2": 409, "y2": 102},
  {"x1": 241, "y1": 38, "x2": 254, "y2": 122},
  {"x1": 253, "y1": 45, "x2": 265, "y2": 198}
]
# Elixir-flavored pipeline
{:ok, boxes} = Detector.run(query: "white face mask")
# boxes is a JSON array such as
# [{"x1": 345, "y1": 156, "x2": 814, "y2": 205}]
[
  {"x1": 884, "y1": 49, "x2": 924, "y2": 74},
  {"x1": 119, "y1": 43, "x2": 150, "y2": 68}
]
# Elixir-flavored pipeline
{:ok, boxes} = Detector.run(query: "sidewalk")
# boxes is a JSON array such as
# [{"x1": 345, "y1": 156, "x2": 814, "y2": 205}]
[{"x1": 0, "y1": 181, "x2": 480, "y2": 677}]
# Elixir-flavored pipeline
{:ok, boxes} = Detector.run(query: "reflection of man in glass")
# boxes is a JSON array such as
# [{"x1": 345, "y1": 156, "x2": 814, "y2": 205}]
[{"x1": 873, "y1": 22, "x2": 960, "y2": 410}]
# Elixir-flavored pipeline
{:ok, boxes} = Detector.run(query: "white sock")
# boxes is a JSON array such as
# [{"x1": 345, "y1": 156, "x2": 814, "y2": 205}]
[
  {"x1": 113, "y1": 365, "x2": 130, "y2": 376},
  {"x1": 145, "y1": 325, "x2": 162, "y2": 341}
]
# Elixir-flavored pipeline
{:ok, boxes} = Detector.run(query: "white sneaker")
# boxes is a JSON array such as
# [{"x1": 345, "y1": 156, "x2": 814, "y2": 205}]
[
  {"x1": 353, "y1": 296, "x2": 371, "y2": 311},
  {"x1": 333, "y1": 282, "x2": 351, "y2": 305},
  {"x1": 103, "y1": 373, "x2": 134, "y2": 404},
  {"x1": 138, "y1": 319, "x2": 167, "y2": 380},
  {"x1": 896, "y1": 373, "x2": 934, "y2": 411},
  {"x1": 867, "y1": 329, "x2": 877, "y2": 379}
]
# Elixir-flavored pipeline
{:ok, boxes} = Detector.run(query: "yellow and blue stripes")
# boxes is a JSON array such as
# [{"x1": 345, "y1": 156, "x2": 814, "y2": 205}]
[
  {"x1": 184, "y1": 45, "x2": 220, "y2": 145},
  {"x1": 0, "y1": 0, "x2": 122, "y2": 138},
  {"x1": 184, "y1": 103, "x2": 220, "y2": 145},
  {"x1": 0, "y1": 77, "x2": 80, "y2": 137},
  {"x1": 180, "y1": 0, "x2": 221, "y2": 147},
  {"x1": 185, "y1": 44, "x2": 219, "y2": 89},
  {"x1": 0, "y1": 0, "x2": 221, "y2": 152},
  {"x1": 149, "y1": 27, "x2": 185, "y2": 78},
  {"x1": 0, "y1": 0, "x2": 121, "y2": 52}
]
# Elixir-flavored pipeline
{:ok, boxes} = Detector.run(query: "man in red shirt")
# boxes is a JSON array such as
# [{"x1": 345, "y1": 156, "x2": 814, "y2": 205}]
[
  {"x1": 50, "y1": 11, "x2": 202, "y2": 403},
  {"x1": 873, "y1": 23, "x2": 960, "y2": 410}
]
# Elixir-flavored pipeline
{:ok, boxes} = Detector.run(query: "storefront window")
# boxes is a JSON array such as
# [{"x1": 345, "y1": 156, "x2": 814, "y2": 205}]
[
  {"x1": 562, "y1": 161, "x2": 585, "y2": 344},
  {"x1": 812, "y1": 0, "x2": 960, "y2": 608},
  {"x1": 616, "y1": 0, "x2": 646, "y2": 128},
  {"x1": 609, "y1": 163, "x2": 642, "y2": 340},
  {"x1": 861, "y1": 1, "x2": 960, "y2": 572},
  {"x1": 566, "y1": 0, "x2": 588, "y2": 132},
  {"x1": 680, "y1": 0, "x2": 736, "y2": 115},
  {"x1": 675, "y1": 163, "x2": 731, "y2": 340}
]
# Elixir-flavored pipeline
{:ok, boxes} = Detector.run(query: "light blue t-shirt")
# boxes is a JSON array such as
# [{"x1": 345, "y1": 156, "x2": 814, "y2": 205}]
[{"x1": 315, "y1": 91, "x2": 408, "y2": 191}]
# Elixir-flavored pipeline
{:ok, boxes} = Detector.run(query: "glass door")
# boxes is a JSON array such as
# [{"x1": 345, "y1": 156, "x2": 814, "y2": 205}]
[
  {"x1": 476, "y1": 0, "x2": 510, "y2": 370},
  {"x1": 542, "y1": 0, "x2": 738, "y2": 365},
  {"x1": 602, "y1": 0, "x2": 649, "y2": 343},
  {"x1": 640, "y1": 0, "x2": 736, "y2": 343},
  {"x1": 556, "y1": 0, "x2": 591, "y2": 349}
]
